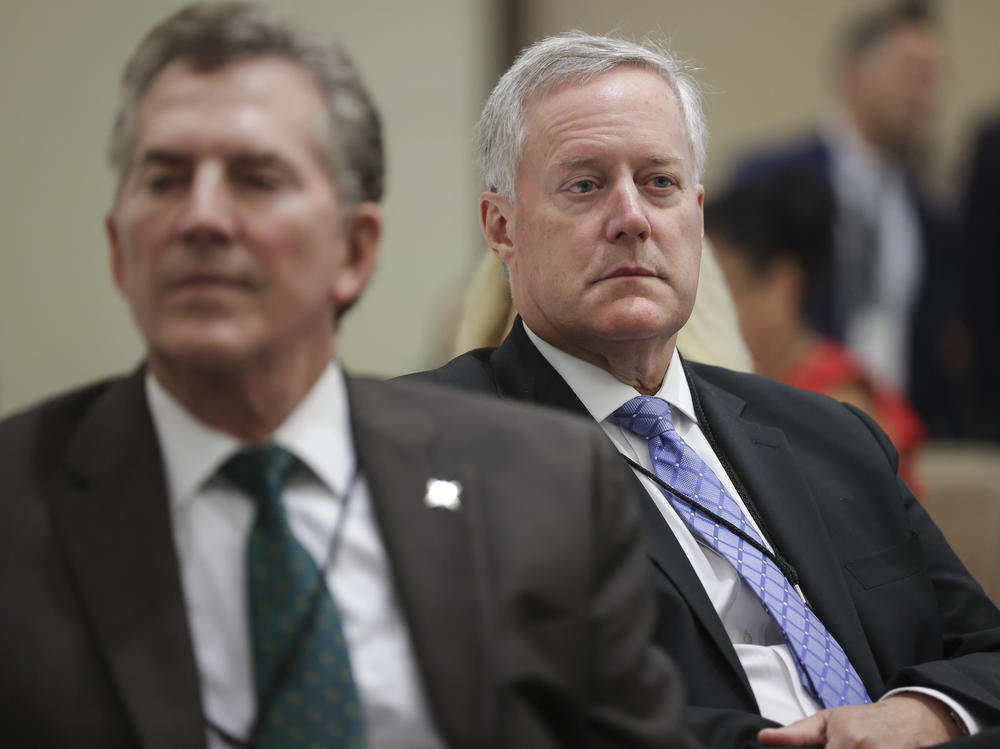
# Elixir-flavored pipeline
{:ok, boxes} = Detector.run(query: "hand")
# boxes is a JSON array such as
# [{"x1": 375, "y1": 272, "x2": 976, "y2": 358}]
[{"x1": 756, "y1": 693, "x2": 963, "y2": 748}]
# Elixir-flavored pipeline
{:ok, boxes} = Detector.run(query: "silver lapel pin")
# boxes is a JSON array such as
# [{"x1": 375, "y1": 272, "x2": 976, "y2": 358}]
[{"x1": 424, "y1": 479, "x2": 462, "y2": 511}]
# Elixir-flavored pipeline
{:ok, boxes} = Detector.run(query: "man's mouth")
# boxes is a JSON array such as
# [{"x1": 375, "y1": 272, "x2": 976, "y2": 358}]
[
  {"x1": 603, "y1": 265, "x2": 659, "y2": 280},
  {"x1": 169, "y1": 272, "x2": 250, "y2": 288}
]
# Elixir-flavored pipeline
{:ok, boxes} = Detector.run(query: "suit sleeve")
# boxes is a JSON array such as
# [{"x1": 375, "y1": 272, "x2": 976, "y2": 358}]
[
  {"x1": 845, "y1": 404, "x2": 1000, "y2": 724},
  {"x1": 584, "y1": 431, "x2": 699, "y2": 749}
]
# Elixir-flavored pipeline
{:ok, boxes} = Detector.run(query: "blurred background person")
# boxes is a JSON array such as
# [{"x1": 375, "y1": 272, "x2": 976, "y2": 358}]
[
  {"x1": 451, "y1": 251, "x2": 516, "y2": 357},
  {"x1": 8, "y1": 0, "x2": 1000, "y2": 430},
  {"x1": 732, "y1": 0, "x2": 968, "y2": 438},
  {"x1": 959, "y1": 112, "x2": 1000, "y2": 441},
  {"x1": 707, "y1": 168, "x2": 925, "y2": 491},
  {"x1": 676, "y1": 238, "x2": 755, "y2": 374}
]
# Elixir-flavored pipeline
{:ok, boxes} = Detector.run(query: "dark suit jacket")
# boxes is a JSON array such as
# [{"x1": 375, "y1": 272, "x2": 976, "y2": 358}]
[
  {"x1": 733, "y1": 133, "x2": 966, "y2": 438},
  {"x1": 405, "y1": 319, "x2": 1000, "y2": 748},
  {"x1": 0, "y1": 368, "x2": 694, "y2": 749},
  {"x1": 960, "y1": 114, "x2": 1000, "y2": 440}
]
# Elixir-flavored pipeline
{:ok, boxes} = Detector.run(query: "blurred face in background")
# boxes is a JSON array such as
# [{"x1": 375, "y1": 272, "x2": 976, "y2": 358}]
[
  {"x1": 713, "y1": 235, "x2": 803, "y2": 370},
  {"x1": 107, "y1": 57, "x2": 378, "y2": 381},
  {"x1": 846, "y1": 21, "x2": 943, "y2": 156},
  {"x1": 481, "y1": 67, "x2": 704, "y2": 369}
]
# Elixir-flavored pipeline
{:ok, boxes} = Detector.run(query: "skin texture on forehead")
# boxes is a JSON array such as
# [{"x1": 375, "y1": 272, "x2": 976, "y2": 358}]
[
  {"x1": 483, "y1": 67, "x2": 704, "y2": 394},
  {"x1": 126, "y1": 58, "x2": 331, "y2": 188},
  {"x1": 521, "y1": 66, "x2": 698, "y2": 182}
]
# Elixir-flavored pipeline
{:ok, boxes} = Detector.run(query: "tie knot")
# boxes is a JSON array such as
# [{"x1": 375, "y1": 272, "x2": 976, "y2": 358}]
[
  {"x1": 611, "y1": 395, "x2": 676, "y2": 440},
  {"x1": 220, "y1": 444, "x2": 301, "y2": 515}
]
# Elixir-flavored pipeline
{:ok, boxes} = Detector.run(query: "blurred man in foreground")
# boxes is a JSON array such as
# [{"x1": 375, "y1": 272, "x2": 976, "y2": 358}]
[{"x1": 0, "y1": 5, "x2": 693, "y2": 748}]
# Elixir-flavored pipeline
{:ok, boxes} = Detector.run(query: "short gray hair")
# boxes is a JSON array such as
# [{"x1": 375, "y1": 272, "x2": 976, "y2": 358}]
[
  {"x1": 478, "y1": 31, "x2": 707, "y2": 200},
  {"x1": 108, "y1": 2, "x2": 383, "y2": 206}
]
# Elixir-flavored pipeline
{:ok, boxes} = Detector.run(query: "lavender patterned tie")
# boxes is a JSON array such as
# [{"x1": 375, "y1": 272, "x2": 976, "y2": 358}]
[{"x1": 612, "y1": 395, "x2": 870, "y2": 708}]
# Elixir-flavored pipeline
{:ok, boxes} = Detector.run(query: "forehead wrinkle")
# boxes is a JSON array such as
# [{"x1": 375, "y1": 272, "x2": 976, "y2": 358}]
[
  {"x1": 139, "y1": 59, "x2": 326, "y2": 148},
  {"x1": 520, "y1": 68, "x2": 697, "y2": 191},
  {"x1": 555, "y1": 153, "x2": 684, "y2": 171}
]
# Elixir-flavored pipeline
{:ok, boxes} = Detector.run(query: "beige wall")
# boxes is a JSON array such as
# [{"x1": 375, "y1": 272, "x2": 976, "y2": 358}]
[
  {"x1": 4, "y1": 1, "x2": 999, "y2": 416},
  {"x1": 0, "y1": 0, "x2": 496, "y2": 416},
  {"x1": 518, "y1": 0, "x2": 1000, "y2": 193}
]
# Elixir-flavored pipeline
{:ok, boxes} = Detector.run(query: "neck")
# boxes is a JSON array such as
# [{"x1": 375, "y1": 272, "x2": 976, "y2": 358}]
[
  {"x1": 844, "y1": 104, "x2": 902, "y2": 163},
  {"x1": 148, "y1": 344, "x2": 334, "y2": 442},
  {"x1": 754, "y1": 322, "x2": 814, "y2": 381},
  {"x1": 557, "y1": 334, "x2": 675, "y2": 395}
]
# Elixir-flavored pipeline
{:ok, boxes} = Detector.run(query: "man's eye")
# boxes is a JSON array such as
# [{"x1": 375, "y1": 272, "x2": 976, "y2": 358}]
[
  {"x1": 650, "y1": 175, "x2": 676, "y2": 188},
  {"x1": 237, "y1": 173, "x2": 281, "y2": 190},
  {"x1": 569, "y1": 179, "x2": 597, "y2": 193},
  {"x1": 147, "y1": 174, "x2": 185, "y2": 193}
]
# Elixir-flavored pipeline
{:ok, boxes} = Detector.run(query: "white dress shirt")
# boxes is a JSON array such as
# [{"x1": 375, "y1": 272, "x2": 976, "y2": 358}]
[
  {"x1": 146, "y1": 365, "x2": 445, "y2": 749},
  {"x1": 524, "y1": 325, "x2": 977, "y2": 732},
  {"x1": 825, "y1": 115, "x2": 924, "y2": 391}
]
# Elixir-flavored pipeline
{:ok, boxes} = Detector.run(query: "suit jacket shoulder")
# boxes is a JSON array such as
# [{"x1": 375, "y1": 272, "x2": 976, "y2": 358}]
[
  {"x1": 405, "y1": 329, "x2": 1000, "y2": 744},
  {"x1": 731, "y1": 131, "x2": 830, "y2": 184},
  {"x1": 343, "y1": 375, "x2": 695, "y2": 748},
  {"x1": 0, "y1": 372, "x2": 205, "y2": 749},
  {"x1": 682, "y1": 361, "x2": 1000, "y2": 725}
]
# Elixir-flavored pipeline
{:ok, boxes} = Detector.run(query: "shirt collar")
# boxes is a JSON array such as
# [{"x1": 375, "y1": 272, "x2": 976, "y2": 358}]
[
  {"x1": 522, "y1": 323, "x2": 697, "y2": 425},
  {"x1": 822, "y1": 113, "x2": 903, "y2": 190},
  {"x1": 146, "y1": 363, "x2": 355, "y2": 512}
]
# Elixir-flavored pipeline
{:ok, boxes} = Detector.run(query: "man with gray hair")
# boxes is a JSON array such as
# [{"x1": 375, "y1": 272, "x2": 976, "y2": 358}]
[
  {"x1": 0, "y1": 6, "x2": 694, "y2": 748},
  {"x1": 410, "y1": 31, "x2": 1000, "y2": 748}
]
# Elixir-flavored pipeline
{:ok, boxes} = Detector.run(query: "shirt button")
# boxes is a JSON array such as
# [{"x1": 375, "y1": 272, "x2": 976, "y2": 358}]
[{"x1": 741, "y1": 632, "x2": 753, "y2": 644}]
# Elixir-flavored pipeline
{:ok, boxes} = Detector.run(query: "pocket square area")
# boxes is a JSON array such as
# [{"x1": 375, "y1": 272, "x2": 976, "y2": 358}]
[{"x1": 425, "y1": 479, "x2": 462, "y2": 511}]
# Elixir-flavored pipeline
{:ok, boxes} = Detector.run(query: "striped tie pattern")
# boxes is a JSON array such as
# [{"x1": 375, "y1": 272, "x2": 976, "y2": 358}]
[{"x1": 611, "y1": 395, "x2": 870, "y2": 708}]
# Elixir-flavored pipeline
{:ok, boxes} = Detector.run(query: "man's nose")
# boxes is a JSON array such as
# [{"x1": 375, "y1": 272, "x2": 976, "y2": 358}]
[
  {"x1": 178, "y1": 164, "x2": 236, "y2": 244},
  {"x1": 605, "y1": 181, "x2": 651, "y2": 243}
]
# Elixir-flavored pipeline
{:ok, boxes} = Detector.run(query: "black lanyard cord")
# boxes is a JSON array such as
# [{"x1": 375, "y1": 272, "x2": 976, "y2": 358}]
[
  {"x1": 208, "y1": 464, "x2": 362, "y2": 749},
  {"x1": 622, "y1": 456, "x2": 802, "y2": 588}
]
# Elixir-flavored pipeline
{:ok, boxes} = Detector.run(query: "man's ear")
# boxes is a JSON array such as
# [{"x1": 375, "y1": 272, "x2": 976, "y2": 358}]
[
  {"x1": 697, "y1": 183, "x2": 705, "y2": 238},
  {"x1": 106, "y1": 211, "x2": 127, "y2": 294},
  {"x1": 331, "y1": 201, "x2": 381, "y2": 311},
  {"x1": 480, "y1": 192, "x2": 516, "y2": 266}
]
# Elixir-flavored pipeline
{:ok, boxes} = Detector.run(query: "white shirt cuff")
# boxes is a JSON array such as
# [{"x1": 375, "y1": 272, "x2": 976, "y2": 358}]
[{"x1": 881, "y1": 686, "x2": 979, "y2": 736}]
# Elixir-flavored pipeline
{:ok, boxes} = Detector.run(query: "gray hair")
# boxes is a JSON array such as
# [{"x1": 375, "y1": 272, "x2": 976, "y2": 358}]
[
  {"x1": 108, "y1": 1, "x2": 383, "y2": 206},
  {"x1": 478, "y1": 31, "x2": 707, "y2": 200}
]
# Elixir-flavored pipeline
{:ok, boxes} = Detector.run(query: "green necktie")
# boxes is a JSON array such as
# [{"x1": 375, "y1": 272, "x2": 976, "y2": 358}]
[{"x1": 221, "y1": 445, "x2": 366, "y2": 749}]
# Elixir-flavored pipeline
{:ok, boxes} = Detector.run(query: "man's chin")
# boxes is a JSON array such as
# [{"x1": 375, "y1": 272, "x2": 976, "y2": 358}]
[
  {"x1": 146, "y1": 324, "x2": 264, "y2": 372},
  {"x1": 586, "y1": 302, "x2": 682, "y2": 342}
]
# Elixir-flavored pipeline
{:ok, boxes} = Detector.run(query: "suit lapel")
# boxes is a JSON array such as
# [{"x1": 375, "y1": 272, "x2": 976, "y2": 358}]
[
  {"x1": 346, "y1": 377, "x2": 493, "y2": 748},
  {"x1": 489, "y1": 318, "x2": 592, "y2": 413},
  {"x1": 688, "y1": 368, "x2": 884, "y2": 695},
  {"x1": 628, "y1": 469, "x2": 752, "y2": 692},
  {"x1": 46, "y1": 371, "x2": 205, "y2": 749},
  {"x1": 489, "y1": 321, "x2": 753, "y2": 695}
]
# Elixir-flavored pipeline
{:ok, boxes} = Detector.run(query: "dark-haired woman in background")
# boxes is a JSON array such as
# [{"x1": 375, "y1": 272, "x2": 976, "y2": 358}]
[{"x1": 708, "y1": 169, "x2": 925, "y2": 492}]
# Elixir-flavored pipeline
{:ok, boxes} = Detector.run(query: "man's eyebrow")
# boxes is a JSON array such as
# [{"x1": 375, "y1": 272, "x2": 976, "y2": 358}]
[
  {"x1": 133, "y1": 148, "x2": 286, "y2": 177},
  {"x1": 230, "y1": 152, "x2": 286, "y2": 169},
  {"x1": 645, "y1": 154, "x2": 683, "y2": 167},
  {"x1": 137, "y1": 150, "x2": 191, "y2": 169},
  {"x1": 556, "y1": 156, "x2": 601, "y2": 170},
  {"x1": 136, "y1": 150, "x2": 287, "y2": 169}
]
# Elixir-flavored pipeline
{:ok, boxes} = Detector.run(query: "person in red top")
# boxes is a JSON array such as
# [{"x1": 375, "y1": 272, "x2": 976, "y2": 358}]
[{"x1": 708, "y1": 167, "x2": 925, "y2": 491}]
